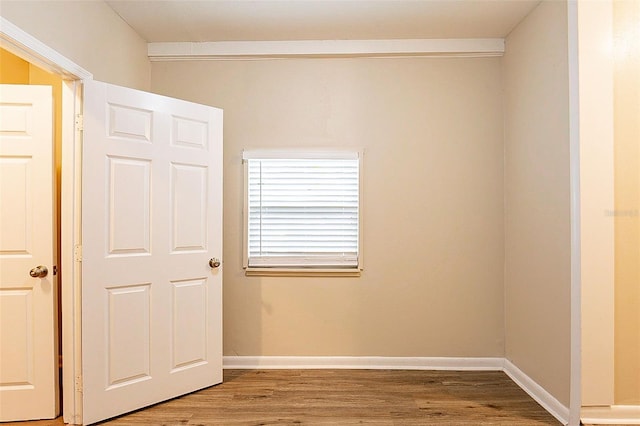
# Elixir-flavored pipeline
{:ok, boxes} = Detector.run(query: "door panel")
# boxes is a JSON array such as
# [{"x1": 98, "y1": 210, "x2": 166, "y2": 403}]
[
  {"x1": 82, "y1": 80, "x2": 223, "y2": 425},
  {"x1": 171, "y1": 278, "x2": 207, "y2": 370},
  {"x1": 0, "y1": 84, "x2": 57, "y2": 421},
  {"x1": 171, "y1": 163, "x2": 208, "y2": 251},
  {"x1": 106, "y1": 283, "x2": 151, "y2": 388},
  {"x1": 108, "y1": 157, "x2": 151, "y2": 255}
]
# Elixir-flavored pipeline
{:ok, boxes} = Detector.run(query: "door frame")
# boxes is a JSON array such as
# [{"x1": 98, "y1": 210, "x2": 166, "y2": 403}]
[{"x1": 0, "y1": 16, "x2": 91, "y2": 424}]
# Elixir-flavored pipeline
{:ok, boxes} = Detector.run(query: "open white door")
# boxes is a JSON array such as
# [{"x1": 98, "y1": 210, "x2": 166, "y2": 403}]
[
  {"x1": 81, "y1": 80, "x2": 223, "y2": 424},
  {"x1": 0, "y1": 84, "x2": 58, "y2": 421}
]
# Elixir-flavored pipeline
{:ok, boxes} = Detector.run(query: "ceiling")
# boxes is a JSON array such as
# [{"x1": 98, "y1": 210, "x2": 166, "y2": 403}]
[{"x1": 105, "y1": 0, "x2": 541, "y2": 43}]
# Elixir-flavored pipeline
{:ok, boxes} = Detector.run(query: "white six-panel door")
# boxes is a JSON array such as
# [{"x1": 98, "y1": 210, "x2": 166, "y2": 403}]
[
  {"x1": 0, "y1": 84, "x2": 57, "y2": 421},
  {"x1": 81, "y1": 80, "x2": 223, "y2": 424}
]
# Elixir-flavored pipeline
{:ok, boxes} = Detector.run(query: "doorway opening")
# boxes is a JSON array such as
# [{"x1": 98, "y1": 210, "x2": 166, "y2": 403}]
[
  {"x1": 1, "y1": 46, "x2": 65, "y2": 421},
  {"x1": 0, "y1": 19, "x2": 89, "y2": 421}
]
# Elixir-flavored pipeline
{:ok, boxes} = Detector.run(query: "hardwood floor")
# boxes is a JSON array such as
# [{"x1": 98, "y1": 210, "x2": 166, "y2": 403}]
[{"x1": 11, "y1": 369, "x2": 562, "y2": 425}]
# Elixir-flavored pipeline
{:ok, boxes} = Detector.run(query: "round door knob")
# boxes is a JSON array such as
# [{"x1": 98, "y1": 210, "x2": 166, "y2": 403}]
[
  {"x1": 29, "y1": 265, "x2": 48, "y2": 278},
  {"x1": 209, "y1": 258, "x2": 221, "y2": 268}
]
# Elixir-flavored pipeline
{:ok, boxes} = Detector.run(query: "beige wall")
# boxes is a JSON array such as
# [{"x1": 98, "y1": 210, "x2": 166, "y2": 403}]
[
  {"x1": 578, "y1": 0, "x2": 615, "y2": 406},
  {"x1": 613, "y1": 0, "x2": 640, "y2": 405},
  {"x1": 0, "y1": 0, "x2": 150, "y2": 90},
  {"x1": 152, "y1": 57, "x2": 505, "y2": 357},
  {"x1": 502, "y1": 0, "x2": 571, "y2": 408}
]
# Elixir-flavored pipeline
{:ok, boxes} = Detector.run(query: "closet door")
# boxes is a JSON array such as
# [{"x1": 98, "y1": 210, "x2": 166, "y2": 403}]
[
  {"x1": 82, "y1": 80, "x2": 223, "y2": 424},
  {"x1": 0, "y1": 84, "x2": 57, "y2": 422}
]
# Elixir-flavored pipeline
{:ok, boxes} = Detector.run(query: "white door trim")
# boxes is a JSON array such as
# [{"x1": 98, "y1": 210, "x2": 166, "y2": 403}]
[
  {"x1": 0, "y1": 17, "x2": 92, "y2": 81},
  {"x1": 0, "y1": 16, "x2": 92, "y2": 425}
]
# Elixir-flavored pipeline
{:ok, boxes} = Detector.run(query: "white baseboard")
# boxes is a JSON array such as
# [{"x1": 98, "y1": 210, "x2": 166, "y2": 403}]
[
  {"x1": 222, "y1": 356, "x2": 570, "y2": 425},
  {"x1": 581, "y1": 405, "x2": 640, "y2": 424},
  {"x1": 223, "y1": 356, "x2": 504, "y2": 371},
  {"x1": 503, "y1": 359, "x2": 570, "y2": 425}
]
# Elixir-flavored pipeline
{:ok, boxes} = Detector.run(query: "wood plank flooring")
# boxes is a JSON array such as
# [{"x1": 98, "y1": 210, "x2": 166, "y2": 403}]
[{"x1": 11, "y1": 369, "x2": 563, "y2": 425}]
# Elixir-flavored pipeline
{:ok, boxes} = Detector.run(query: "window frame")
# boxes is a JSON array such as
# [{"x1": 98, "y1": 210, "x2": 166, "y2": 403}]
[{"x1": 242, "y1": 149, "x2": 363, "y2": 277}]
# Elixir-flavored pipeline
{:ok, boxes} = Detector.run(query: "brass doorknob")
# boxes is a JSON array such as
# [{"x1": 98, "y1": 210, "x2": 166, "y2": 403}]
[
  {"x1": 29, "y1": 265, "x2": 48, "y2": 278},
  {"x1": 209, "y1": 258, "x2": 221, "y2": 268}
]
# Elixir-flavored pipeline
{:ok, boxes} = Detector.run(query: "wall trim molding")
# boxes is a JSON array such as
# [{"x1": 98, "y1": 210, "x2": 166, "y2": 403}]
[
  {"x1": 148, "y1": 38, "x2": 505, "y2": 61},
  {"x1": 224, "y1": 356, "x2": 570, "y2": 424},
  {"x1": 225, "y1": 357, "x2": 570, "y2": 424},
  {"x1": 223, "y1": 356, "x2": 504, "y2": 370},
  {"x1": 581, "y1": 405, "x2": 640, "y2": 425},
  {"x1": 0, "y1": 17, "x2": 92, "y2": 80},
  {"x1": 503, "y1": 359, "x2": 570, "y2": 425}
]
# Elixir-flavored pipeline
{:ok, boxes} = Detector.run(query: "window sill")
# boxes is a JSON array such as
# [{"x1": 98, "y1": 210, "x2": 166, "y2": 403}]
[{"x1": 244, "y1": 268, "x2": 361, "y2": 277}]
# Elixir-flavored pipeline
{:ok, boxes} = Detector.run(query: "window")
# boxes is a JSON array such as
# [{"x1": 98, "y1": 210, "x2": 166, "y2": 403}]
[{"x1": 243, "y1": 150, "x2": 361, "y2": 275}]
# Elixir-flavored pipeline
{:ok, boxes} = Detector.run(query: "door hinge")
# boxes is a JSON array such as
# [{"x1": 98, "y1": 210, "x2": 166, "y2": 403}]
[
  {"x1": 75, "y1": 375, "x2": 83, "y2": 393},
  {"x1": 74, "y1": 245, "x2": 82, "y2": 262},
  {"x1": 75, "y1": 114, "x2": 83, "y2": 131}
]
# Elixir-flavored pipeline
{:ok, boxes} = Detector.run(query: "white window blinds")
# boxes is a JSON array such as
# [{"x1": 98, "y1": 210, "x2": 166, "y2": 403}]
[{"x1": 244, "y1": 151, "x2": 360, "y2": 269}]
